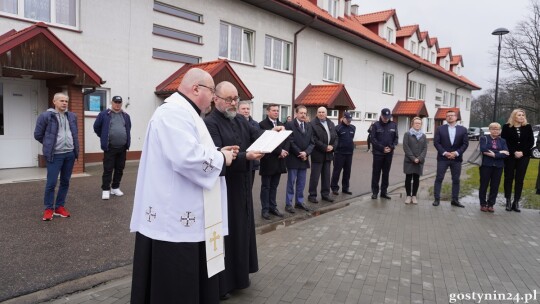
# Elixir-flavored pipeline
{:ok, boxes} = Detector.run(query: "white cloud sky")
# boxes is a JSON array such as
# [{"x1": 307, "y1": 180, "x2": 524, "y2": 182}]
[{"x1": 352, "y1": 0, "x2": 532, "y2": 97}]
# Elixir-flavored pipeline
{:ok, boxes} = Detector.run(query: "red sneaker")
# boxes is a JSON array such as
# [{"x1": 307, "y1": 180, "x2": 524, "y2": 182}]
[
  {"x1": 42, "y1": 209, "x2": 54, "y2": 221},
  {"x1": 54, "y1": 206, "x2": 71, "y2": 218},
  {"x1": 487, "y1": 206, "x2": 494, "y2": 213},
  {"x1": 480, "y1": 206, "x2": 488, "y2": 212}
]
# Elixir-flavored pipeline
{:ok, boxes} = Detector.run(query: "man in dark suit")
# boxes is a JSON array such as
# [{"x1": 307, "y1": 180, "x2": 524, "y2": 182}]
[
  {"x1": 308, "y1": 106, "x2": 337, "y2": 203},
  {"x1": 285, "y1": 105, "x2": 314, "y2": 213},
  {"x1": 259, "y1": 104, "x2": 289, "y2": 220},
  {"x1": 433, "y1": 110, "x2": 469, "y2": 207}
]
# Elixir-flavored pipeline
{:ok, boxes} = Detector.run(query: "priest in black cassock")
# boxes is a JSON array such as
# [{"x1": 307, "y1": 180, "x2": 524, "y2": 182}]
[{"x1": 204, "y1": 81, "x2": 266, "y2": 300}]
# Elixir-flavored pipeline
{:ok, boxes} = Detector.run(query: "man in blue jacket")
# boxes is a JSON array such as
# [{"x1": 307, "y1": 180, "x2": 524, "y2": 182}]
[
  {"x1": 370, "y1": 108, "x2": 398, "y2": 199},
  {"x1": 34, "y1": 93, "x2": 79, "y2": 221},
  {"x1": 93, "y1": 96, "x2": 131, "y2": 200},
  {"x1": 331, "y1": 111, "x2": 356, "y2": 195}
]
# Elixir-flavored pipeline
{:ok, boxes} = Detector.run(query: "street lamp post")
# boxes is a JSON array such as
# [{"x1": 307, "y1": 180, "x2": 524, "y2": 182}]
[{"x1": 492, "y1": 27, "x2": 510, "y2": 122}]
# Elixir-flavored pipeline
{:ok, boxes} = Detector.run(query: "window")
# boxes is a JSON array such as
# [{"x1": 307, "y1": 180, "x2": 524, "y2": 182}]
[
  {"x1": 327, "y1": 110, "x2": 339, "y2": 118},
  {"x1": 435, "y1": 88, "x2": 442, "y2": 94},
  {"x1": 444, "y1": 59, "x2": 449, "y2": 70},
  {"x1": 424, "y1": 118, "x2": 434, "y2": 133},
  {"x1": 435, "y1": 96, "x2": 442, "y2": 101},
  {"x1": 264, "y1": 36, "x2": 292, "y2": 72},
  {"x1": 420, "y1": 46, "x2": 426, "y2": 59},
  {"x1": 410, "y1": 41, "x2": 417, "y2": 54},
  {"x1": 466, "y1": 98, "x2": 471, "y2": 111},
  {"x1": 450, "y1": 93, "x2": 455, "y2": 107},
  {"x1": 349, "y1": 111, "x2": 362, "y2": 120},
  {"x1": 219, "y1": 22, "x2": 254, "y2": 64},
  {"x1": 153, "y1": 49, "x2": 200, "y2": 64},
  {"x1": 418, "y1": 83, "x2": 426, "y2": 100},
  {"x1": 0, "y1": 0, "x2": 78, "y2": 28},
  {"x1": 280, "y1": 105, "x2": 290, "y2": 123},
  {"x1": 431, "y1": 51, "x2": 436, "y2": 63},
  {"x1": 154, "y1": 1, "x2": 202, "y2": 22},
  {"x1": 153, "y1": 24, "x2": 202, "y2": 44},
  {"x1": 365, "y1": 112, "x2": 378, "y2": 120},
  {"x1": 328, "y1": 0, "x2": 338, "y2": 17},
  {"x1": 84, "y1": 89, "x2": 107, "y2": 113},
  {"x1": 443, "y1": 91, "x2": 449, "y2": 106},
  {"x1": 408, "y1": 80, "x2": 417, "y2": 99},
  {"x1": 323, "y1": 54, "x2": 342, "y2": 83},
  {"x1": 382, "y1": 72, "x2": 394, "y2": 94},
  {"x1": 385, "y1": 27, "x2": 394, "y2": 43}
]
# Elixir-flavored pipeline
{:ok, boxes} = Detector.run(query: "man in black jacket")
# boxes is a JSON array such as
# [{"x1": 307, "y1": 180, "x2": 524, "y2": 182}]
[
  {"x1": 259, "y1": 104, "x2": 289, "y2": 219},
  {"x1": 370, "y1": 108, "x2": 398, "y2": 199},
  {"x1": 308, "y1": 107, "x2": 337, "y2": 203}
]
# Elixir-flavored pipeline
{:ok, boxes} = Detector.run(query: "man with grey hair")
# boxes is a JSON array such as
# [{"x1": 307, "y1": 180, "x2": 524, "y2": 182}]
[
  {"x1": 34, "y1": 92, "x2": 79, "y2": 221},
  {"x1": 205, "y1": 81, "x2": 265, "y2": 300},
  {"x1": 130, "y1": 68, "x2": 236, "y2": 304}
]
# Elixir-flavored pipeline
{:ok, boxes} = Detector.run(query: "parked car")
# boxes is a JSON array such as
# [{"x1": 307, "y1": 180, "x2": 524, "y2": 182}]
[
  {"x1": 468, "y1": 127, "x2": 481, "y2": 140},
  {"x1": 481, "y1": 127, "x2": 490, "y2": 137},
  {"x1": 533, "y1": 124, "x2": 540, "y2": 144}
]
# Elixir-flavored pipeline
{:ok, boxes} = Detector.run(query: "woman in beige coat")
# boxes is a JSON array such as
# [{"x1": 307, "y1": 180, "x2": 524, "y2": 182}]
[{"x1": 402, "y1": 117, "x2": 428, "y2": 204}]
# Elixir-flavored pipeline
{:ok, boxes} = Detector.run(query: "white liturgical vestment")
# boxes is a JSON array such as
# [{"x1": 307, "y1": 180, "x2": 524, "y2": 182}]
[{"x1": 130, "y1": 92, "x2": 228, "y2": 277}]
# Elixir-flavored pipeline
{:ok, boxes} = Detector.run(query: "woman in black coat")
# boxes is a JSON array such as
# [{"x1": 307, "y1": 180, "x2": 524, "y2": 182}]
[{"x1": 501, "y1": 109, "x2": 535, "y2": 212}]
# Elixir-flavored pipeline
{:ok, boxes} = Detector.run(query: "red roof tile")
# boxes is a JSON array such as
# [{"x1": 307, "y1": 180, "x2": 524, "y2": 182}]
[
  {"x1": 155, "y1": 59, "x2": 254, "y2": 100},
  {"x1": 355, "y1": 9, "x2": 398, "y2": 27},
  {"x1": 451, "y1": 55, "x2": 463, "y2": 66},
  {"x1": 397, "y1": 25, "x2": 419, "y2": 38},
  {"x1": 294, "y1": 84, "x2": 355, "y2": 109},
  {"x1": 438, "y1": 47, "x2": 452, "y2": 58},
  {"x1": 392, "y1": 101, "x2": 429, "y2": 117},
  {"x1": 420, "y1": 31, "x2": 430, "y2": 44},
  {"x1": 434, "y1": 107, "x2": 461, "y2": 120}
]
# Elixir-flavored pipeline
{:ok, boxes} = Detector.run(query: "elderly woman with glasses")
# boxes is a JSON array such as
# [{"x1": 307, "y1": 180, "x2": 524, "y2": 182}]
[
  {"x1": 478, "y1": 122, "x2": 509, "y2": 212},
  {"x1": 501, "y1": 109, "x2": 535, "y2": 212}
]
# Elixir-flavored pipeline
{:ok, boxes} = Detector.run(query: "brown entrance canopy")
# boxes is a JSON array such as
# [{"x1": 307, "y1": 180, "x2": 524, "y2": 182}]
[
  {"x1": 294, "y1": 84, "x2": 355, "y2": 109},
  {"x1": 392, "y1": 100, "x2": 429, "y2": 118}
]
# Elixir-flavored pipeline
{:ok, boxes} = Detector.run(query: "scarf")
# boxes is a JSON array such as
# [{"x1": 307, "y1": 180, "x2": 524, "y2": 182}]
[{"x1": 409, "y1": 128, "x2": 424, "y2": 140}]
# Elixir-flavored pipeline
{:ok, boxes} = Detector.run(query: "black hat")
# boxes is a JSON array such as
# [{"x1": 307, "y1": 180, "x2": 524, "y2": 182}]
[
  {"x1": 112, "y1": 96, "x2": 123, "y2": 103},
  {"x1": 381, "y1": 108, "x2": 391, "y2": 119},
  {"x1": 344, "y1": 112, "x2": 352, "y2": 121}
]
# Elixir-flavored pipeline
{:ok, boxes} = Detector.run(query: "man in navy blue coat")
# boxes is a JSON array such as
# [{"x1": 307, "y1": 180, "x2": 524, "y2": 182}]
[{"x1": 432, "y1": 110, "x2": 469, "y2": 207}]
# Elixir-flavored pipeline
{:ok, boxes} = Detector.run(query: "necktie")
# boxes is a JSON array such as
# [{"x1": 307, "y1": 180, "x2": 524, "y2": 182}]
[
  {"x1": 300, "y1": 122, "x2": 304, "y2": 133},
  {"x1": 273, "y1": 121, "x2": 276, "y2": 127}
]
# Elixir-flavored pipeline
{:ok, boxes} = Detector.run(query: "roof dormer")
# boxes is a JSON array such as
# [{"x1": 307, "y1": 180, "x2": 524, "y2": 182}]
[
  {"x1": 437, "y1": 47, "x2": 452, "y2": 71},
  {"x1": 429, "y1": 37, "x2": 440, "y2": 64},
  {"x1": 451, "y1": 55, "x2": 464, "y2": 75},
  {"x1": 396, "y1": 24, "x2": 421, "y2": 55},
  {"x1": 355, "y1": 9, "x2": 400, "y2": 43}
]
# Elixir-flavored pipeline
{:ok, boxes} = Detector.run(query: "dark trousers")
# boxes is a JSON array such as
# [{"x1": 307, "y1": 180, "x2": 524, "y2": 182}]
[
  {"x1": 331, "y1": 153, "x2": 352, "y2": 192},
  {"x1": 309, "y1": 161, "x2": 331, "y2": 198},
  {"x1": 260, "y1": 174, "x2": 281, "y2": 214},
  {"x1": 102, "y1": 147, "x2": 127, "y2": 190},
  {"x1": 44, "y1": 151, "x2": 76, "y2": 210},
  {"x1": 371, "y1": 153, "x2": 393, "y2": 195},
  {"x1": 404, "y1": 173, "x2": 420, "y2": 196},
  {"x1": 479, "y1": 166, "x2": 503, "y2": 206},
  {"x1": 503, "y1": 156, "x2": 530, "y2": 202},
  {"x1": 433, "y1": 159, "x2": 462, "y2": 201}
]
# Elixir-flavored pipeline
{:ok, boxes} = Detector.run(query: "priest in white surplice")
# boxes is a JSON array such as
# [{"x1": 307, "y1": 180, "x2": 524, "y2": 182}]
[{"x1": 130, "y1": 68, "x2": 237, "y2": 304}]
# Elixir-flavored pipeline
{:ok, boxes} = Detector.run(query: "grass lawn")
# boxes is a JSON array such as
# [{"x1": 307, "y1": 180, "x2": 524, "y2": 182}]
[{"x1": 432, "y1": 159, "x2": 540, "y2": 209}]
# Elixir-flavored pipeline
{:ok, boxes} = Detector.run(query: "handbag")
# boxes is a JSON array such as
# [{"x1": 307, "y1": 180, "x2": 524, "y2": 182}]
[{"x1": 467, "y1": 136, "x2": 485, "y2": 166}]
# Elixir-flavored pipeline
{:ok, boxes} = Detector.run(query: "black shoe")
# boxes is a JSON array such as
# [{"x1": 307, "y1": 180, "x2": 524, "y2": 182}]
[
  {"x1": 308, "y1": 197, "x2": 319, "y2": 203},
  {"x1": 371, "y1": 194, "x2": 378, "y2": 199},
  {"x1": 505, "y1": 198, "x2": 512, "y2": 211},
  {"x1": 512, "y1": 201, "x2": 521, "y2": 212},
  {"x1": 342, "y1": 190, "x2": 353, "y2": 195},
  {"x1": 432, "y1": 199, "x2": 440, "y2": 206},
  {"x1": 295, "y1": 203, "x2": 311, "y2": 211},
  {"x1": 332, "y1": 191, "x2": 339, "y2": 195},
  {"x1": 451, "y1": 200, "x2": 465, "y2": 208},
  {"x1": 261, "y1": 212, "x2": 271, "y2": 220},
  {"x1": 220, "y1": 293, "x2": 231, "y2": 300},
  {"x1": 322, "y1": 196, "x2": 335, "y2": 202},
  {"x1": 270, "y1": 208, "x2": 284, "y2": 217},
  {"x1": 380, "y1": 194, "x2": 391, "y2": 200},
  {"x1": 285, "y1": 205, "x2": 295, "y2": 213}
]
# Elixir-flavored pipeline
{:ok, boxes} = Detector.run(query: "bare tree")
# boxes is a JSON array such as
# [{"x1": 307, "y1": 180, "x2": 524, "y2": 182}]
[
  {"x1": 500, "y1": 0, "x2": 540, "y2": 123},
  {"x1": 471, "y1": 91, "x2": 495, "y2": 126}
]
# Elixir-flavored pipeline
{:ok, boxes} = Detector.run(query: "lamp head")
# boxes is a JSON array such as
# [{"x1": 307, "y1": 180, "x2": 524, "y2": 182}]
[{"x1": 492, "y1": 27, "x2": 510, "y2": 36}]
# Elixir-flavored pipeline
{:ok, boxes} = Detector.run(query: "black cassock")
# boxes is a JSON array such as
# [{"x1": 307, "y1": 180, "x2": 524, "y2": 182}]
[{"x1": 204, "y1": 109, "x2": 262, "y2": 296}]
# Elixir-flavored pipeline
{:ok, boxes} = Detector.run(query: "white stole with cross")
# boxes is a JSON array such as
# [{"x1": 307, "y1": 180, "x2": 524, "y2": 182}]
[{"x1": 181, "y1": 99, "x2": 225, "y2": 278}]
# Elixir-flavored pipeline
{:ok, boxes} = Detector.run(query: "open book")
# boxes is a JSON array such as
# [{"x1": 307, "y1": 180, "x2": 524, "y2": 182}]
[{"x1": 247, "y1": 130, "x2": 292, "y2": 153}]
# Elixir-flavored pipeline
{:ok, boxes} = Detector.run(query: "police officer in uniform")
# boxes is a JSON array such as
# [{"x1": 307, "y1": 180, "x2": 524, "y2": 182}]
[{"x1": 370, "y1": 108, "x2": 398, "y2": 199}]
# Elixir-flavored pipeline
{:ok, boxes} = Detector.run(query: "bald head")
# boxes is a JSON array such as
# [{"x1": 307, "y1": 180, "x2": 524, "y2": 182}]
[
  {"x1": 317, "y1": 107, "x2": 328, "y2": 121},
  {"x1": 178, "y1": 68, "x2": 215, "y2": 113}
]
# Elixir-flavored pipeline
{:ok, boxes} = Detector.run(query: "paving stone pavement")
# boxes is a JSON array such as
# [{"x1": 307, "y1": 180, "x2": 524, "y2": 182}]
[{"x1": 43, "y1": 176, "x2": 540, "y2": 304}]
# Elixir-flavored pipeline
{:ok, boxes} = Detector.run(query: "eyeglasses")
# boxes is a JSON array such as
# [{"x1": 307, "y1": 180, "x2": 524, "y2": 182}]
[
  {"x1": 197, "y1": 84, "x2": 215, "y2": 94},
  {"x1": 215, "y1": 94, "x2": 239, "y2": 104}
]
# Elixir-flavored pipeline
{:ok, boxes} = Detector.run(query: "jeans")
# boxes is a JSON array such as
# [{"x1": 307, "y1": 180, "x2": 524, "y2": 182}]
[
  {"x1": 331, "y1": 153, "x2": 352, "y2": 192},
  {"x1": 260, "y1": 174, "x2": 281, "y2": 214},
  {"x1": 286, "y1": 168, "x2": 307, "y2": 206},
  {"x1": 44, "y1": 151, "x2": 76, "y2": 210},
  {"x1": 433, "y1": 159, "x2": 462, "y2": 201},
  {"x1": 102, "y1": 147, "x2": 127, "y2": 190}
]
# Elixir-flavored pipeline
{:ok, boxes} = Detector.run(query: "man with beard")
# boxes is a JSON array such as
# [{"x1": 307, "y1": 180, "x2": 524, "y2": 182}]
[{"x1": 204, "y1": 81, "x2": 266, "y2": 300}]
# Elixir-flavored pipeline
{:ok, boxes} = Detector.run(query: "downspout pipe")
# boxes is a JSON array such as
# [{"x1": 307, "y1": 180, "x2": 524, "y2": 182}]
[
  {"x1": 405, "y1": 64, "x2": 422, "y2": 101},
  {"x1": 292, "y1": 16, "x2": 317, "y2": 109}
]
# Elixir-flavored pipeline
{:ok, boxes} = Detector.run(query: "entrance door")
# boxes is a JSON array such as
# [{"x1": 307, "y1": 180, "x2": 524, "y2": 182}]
[{"x1": 0, "y1": 82, "x2": 38, "y2": 168}]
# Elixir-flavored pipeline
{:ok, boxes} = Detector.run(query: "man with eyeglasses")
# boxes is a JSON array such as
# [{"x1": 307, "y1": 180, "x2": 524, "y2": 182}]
[
  {"x1": 204, "y1": 81, "x2": 266, "y2": 300},
  {"x1": 433, "y1": 110, "x2": 469, "y2": 207},
  {"x1": 93, "y1": 95, "x2": 132, "y2": 200}
]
